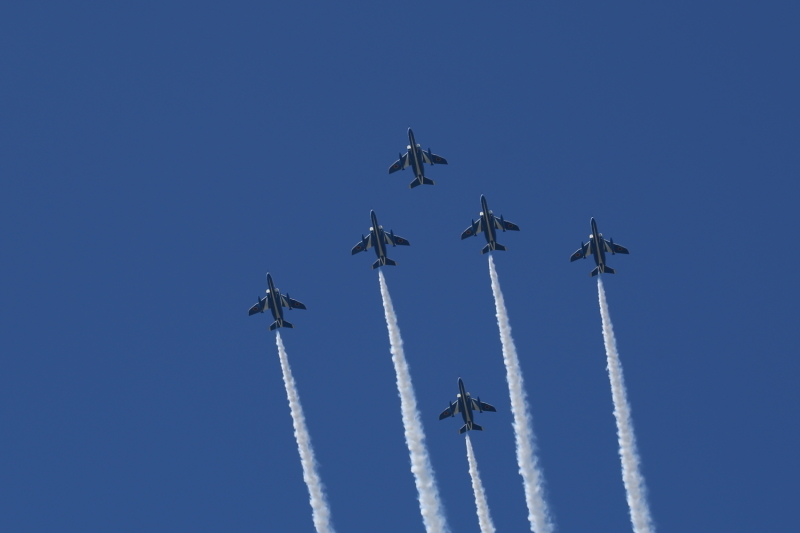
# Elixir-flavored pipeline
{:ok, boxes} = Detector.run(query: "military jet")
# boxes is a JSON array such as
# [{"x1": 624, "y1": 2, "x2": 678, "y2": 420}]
[
  {"x1": 388, "y1": 128, "x2": 448, "y2": 189},
  {"x1": 460, "y1": 195, "x2": 520, "y2": 253},
  {"x1": 351, "y1": 210, "x2": 410, "y2": 269},
  {"x1": 570, "y1": 217, "x2": 630, "y2": 276},
  {"x1": 248, "y1": 273, "x2": 306, "y2": 330},
  {"x1": 439, "y1": 378, "x2": 497, "y2": 434}
]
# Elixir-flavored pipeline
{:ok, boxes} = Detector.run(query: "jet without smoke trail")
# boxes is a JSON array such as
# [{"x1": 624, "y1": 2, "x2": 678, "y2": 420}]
[
  {"x1": 466, "y1": 435, "x2": 496, "y2": 533},
  {"x1": 275, "y1": 332, "x2": 336, "y2": 533},
  {"x1": 378, "y1": 271, "x2": 450, "y2": 533},
  {"x1": 488, "y1": 256, "x2": 554, "y2": 533},
  {"x1": 597, "y1": 279, "x2": 656, "y2": 533}
]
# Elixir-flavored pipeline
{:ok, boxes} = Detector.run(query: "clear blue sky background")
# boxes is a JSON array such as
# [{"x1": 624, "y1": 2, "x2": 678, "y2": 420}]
[{"x1": 2, "y1": 1, "x2": 799, "y2": 532}]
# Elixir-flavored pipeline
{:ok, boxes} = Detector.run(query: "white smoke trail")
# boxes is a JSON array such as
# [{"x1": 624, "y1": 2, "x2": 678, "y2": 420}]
[
  {"x1": 275, "y1": 332, "x2": 336, "y2": 533},
  {"x1": 488, "y1": 256, "x2": 554, "y2": 533},
  {"x1": 465, "y1": 435, "x2": 496, "y2": 533},
  {"x1": 597, "y1": 278, "x2": 655, "y2": 533},
  {"x1": 378, "y1": 271, "x2": 450, "y2": 533}
]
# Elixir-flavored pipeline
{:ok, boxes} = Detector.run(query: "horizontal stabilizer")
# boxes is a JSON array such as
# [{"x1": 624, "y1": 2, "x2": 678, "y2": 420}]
[
  {"x1": 372, "y1": 257, "x2": 397, "y2": 269},
  {"x1": 458, "y1": 421, "x2": 485, "y2": 434},
  {"x1": 590, "y1": 265, "x2": 616, "y2": 277},
  {"x1": 269, "y1": 319, "x2": 294, "y2": 331},
  {"x1": 409, "y1": 176, "x2": 435, "y2": 189},
  {"x1": 481, "y1": 242, "x2": 507, "y2": 254}
]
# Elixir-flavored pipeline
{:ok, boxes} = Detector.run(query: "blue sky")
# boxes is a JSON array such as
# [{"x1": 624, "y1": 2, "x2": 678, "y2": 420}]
[{"x1": 1, "y1": 1, "x2": 799, "y2": 532}]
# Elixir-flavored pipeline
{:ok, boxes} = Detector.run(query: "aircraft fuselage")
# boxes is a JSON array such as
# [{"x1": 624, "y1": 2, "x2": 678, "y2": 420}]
[
  {"x1": 457, "y1": 378, "x2": 474, "y2": 426},
  {"x1": 370, "y1": 210, "x2": 388, "y2": 261},
  {"x1": 590, "y1": 217, "x2": 607, "y2": 269},
  {"x1": 480, "y1": 195, "x2": 498, "y2": 246},
  {"x1": 407, "y1": 128, "x2": 424, "y2": 179},
  {"x1": 266, "y1": 273, "x2": 284, "y2": 323}
]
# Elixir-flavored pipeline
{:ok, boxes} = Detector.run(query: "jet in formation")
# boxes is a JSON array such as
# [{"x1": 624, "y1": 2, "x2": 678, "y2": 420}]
[
  {"x1": 461, "y1": 195, "x2": 520, "y2": 253},
  {"x1": 248, "y1": 273, "x2": 307, "y2": 330},
  {"x1": 388, "y1": 128, "x2": 448, "y2": 189},
  {"x1": 438, "y1": 378, "x2": 497, "y2": 434},
  {"x1": 570, "y1": 217, "x2": 630, "y2": 276},
  {"x1": 351, "y1": 210, "x2": 410, "y2": 269}
]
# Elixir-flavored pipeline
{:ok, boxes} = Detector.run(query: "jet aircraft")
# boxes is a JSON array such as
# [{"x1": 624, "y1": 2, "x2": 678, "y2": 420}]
[
  {"x1": 570, "y1": 217, "x2": 630, "y2": 276},
  {"x1": 460, "y1": 195, "x2": 520, "y2": 253},
  {"x1": 351, "y1": 210, "x2": 410, "y2": 269},
  {"x1": 388, "y1": 128, "x2": 448, "y2": 189},
  {"x1": 439, "y1": 378, "x2": 497, "y2": 434},
  {"x1": 248, "y1": 273, "x2": 306, "y2": 330}
]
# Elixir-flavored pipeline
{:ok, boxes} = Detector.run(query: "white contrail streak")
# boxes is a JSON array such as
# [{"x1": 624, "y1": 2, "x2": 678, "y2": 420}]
[
  {"x1": 275, "y1": 332, "x2": 336, "y2": 533},
  {"x1": 597, "y1": 278, "x2": 655, "y2": 533},
  {"x1": 488, "y1": 256, "x2": 554, "y2": 533},
  {"x1": 378, "y1": 271, "x2": 450, "y2": 533},
  {"x1": 465, "y1": 435, "x2": 496, "y2": 533}
]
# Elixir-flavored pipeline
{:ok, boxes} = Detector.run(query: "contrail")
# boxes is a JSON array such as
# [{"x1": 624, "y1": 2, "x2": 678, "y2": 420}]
[
  {"x1": 488, "y1": 256, "x2": 554, "y2": 533},
  {"x1": 378, "y1": 270, "x2": 450, "y2": 533},
  {"x1": 275, "y1": 332, "x2": 336, "y2": 533},
  {"x1": 597, "y1": 278, "x2": 655, "y2": 533},
  {"x1": 465, "y1": 435, "x2": 496, "y2": 533}
]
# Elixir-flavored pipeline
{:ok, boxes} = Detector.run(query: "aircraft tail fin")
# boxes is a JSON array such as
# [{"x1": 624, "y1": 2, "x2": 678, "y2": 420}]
[
  {"x1": 590, "y1": 265, "x2": 616, "y2": 277},
  {"x1": 409, "y1": 176, "x2": 435, "y2": 189},
  {"x1": 372, "y1": 257, "x2": 397, "y2": 269},
  {"x1": 481, "y1": 242, "x2": 506, "y2": 254},
  {"x1": 459, "y1": 422, "x2": 484, "y2": 434},
  {"x1": 269, "y1": 319, "x2": 294, "y2": 331}
]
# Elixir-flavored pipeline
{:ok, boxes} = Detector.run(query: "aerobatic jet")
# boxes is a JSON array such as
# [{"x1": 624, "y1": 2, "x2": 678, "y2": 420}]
[
  {"x1": 351, "y1": 210, "x2": 410, "y2": 269},
  {"x1": 248, "y1": 273, "x2": 306, "y2": 330},
  {"x1": 570, "y1": 217, "x2": 630, "y2": 276},
  {"x1": 439, "y1": 378, "x2": 497, "y2": 434},
  {"x1": 388, "y1": 128, "x2": 448, "y2": 189},
  {"x1": 460, "y1": 195, "x2": 520, "y2": 253}
]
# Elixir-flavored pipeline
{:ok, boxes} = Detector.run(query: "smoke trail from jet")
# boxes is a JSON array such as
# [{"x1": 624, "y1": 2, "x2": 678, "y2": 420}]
[
  {"x1": 488, "y1": 256, "x2": 554, "y2": 533},
  {"x1": 378, "y1": 271, "x2": 450, "y2": 533},
  {"x1": 465, "y1": 435, "x2": 496, "y2": 533},
  {"x1": 597, "y1": 278, "x2": 655, "y2": 533},
  {"x1": 275, "y1": 332, "x2": 336, "y2": 533}
]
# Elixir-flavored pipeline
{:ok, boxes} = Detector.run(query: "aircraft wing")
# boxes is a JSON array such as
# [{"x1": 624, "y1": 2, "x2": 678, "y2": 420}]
[
  {"x1": 471, "y1": 399, "x2": 497, "y2": 412},
  {"x1": 351, "y1": 234, "x2": 373, "y2": 254},
  {"x1": 248, "y1": 296, "x2": 270, "y2": 316},
  {"x1": 280, "y1": 295, "x2": 307, "y2": 310},
  {"x1": 388, "y1": 152, "x2": 410, "y2": 174},
  {"x1": 438, "y1": 400, "x2": 461, "y2": 420},
  {"x1": 384, "y1": 232, "x2": 410, "y2": 246},
  {"x1": 421, "y1": 151, "x2": 448, "y2": 165},
  {"x1": 493, "y1": 217, "x2": 520, "y2": 231},
  {"x1": 603, "y1": 239, "x2": 629, "y2": 254},
  {"x1": 570, "y1": 242, "x2": 591, "y2": 262},
  {"x1": 461, "y1": 219, "x2": 483, "y2": 239}
]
